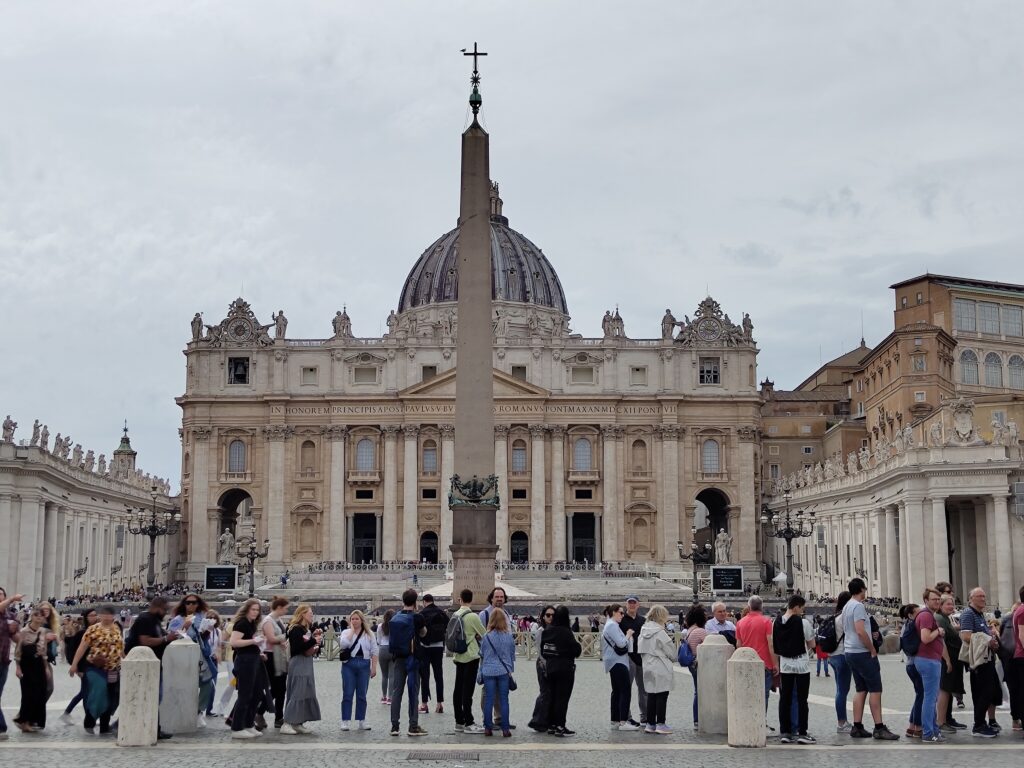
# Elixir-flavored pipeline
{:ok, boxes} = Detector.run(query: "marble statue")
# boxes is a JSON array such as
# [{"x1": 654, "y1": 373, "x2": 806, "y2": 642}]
[
  {"x1": 892, "y1": 429, "x2": 905, "y2": 453},
  {"x1": 929, "y1": 421, "x2": 943, "y2": 447},
  {"x1": 847, "y1": 451, "x2": 858, "y2": 476},
  {"x1": 218, "y1": 528, "x2": 235, "y2": 564},
  {"x1": 333, "y1": 308, "x2": 353, "y2": 338},
  {"x1": 714, "y1": 529, "x2": 733, "y2": 564},
  {"x1": 527, "y1": 308, "x2": 541, "y2": 337},
  {"x1": 812, "y1": 463, "x2": 824, "y2": 484},
  {"x1": 441, "y1": 308, "x2": 456, "y2": 337},
  {"x1": 902, "y1": 425, "x2": 914, "y2": 449},
  {"x1": 84, "y1": 450, "x2": 95, "y2": 472},
  {"x1": 992, "y1": 417, "x2": 1008, "y2": 446},
  {"x1": 386, "y1": 310, "x2": 398, "y2": 335},
  {"x1": 273, "y1": 310, "x2": 288, "y2": 340},
  {"x1": 823, "y1": 458, "x2": 835, "y2": 480},
  {"x1": 30, "y1": 420, "x2": 40, "y2": 446},
  {"x1": 53, "y1": 433, "x2": 64, "y2": 457},
  {"x1": 493, "y1": 310, "x2": 507, "y2": 338},
  {"x1": 97, "y1": 454, "x2": 107, "y2": 474},
  {"x1": 191, "y1": 312, "x2": 203, "y2": 341},
  {"x1": 742, "y1": 312, "x2": 754, "y2": 340},
  {"x1": 72, "y1": 444, "x2": 83, "y2": 466},
  {"x1": 1007, "y1": 421, "x2": 1019, "y2": 450},
  {"x1": 661, "y1": 309, "x2": 677, "y2": 340},
  {"x1": 601, "y1": 310, "x2": 613, "y2": 338},
  {"x1": 39, "y1": 424, "x2": 49, "y2": 452},
  {"x1": 858, "y1": 446, "x2": 871, "y2": 471},
  {"x1": 2, "y1": 415, "x2": 16, "y2": 443}
]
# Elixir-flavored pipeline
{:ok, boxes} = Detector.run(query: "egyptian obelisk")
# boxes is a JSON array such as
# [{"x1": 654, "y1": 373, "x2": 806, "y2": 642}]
[{"x1": 450, "y1": 43, "x2": 499, "y2": 607}]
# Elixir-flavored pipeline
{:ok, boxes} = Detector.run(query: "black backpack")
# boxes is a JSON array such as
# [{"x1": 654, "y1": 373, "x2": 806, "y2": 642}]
[
  {"x1": 816, "y1": 615, "x2": 840, "y2": 654},
  {"x1": 423, "y1": 606, "x2": 449, "y2": 645},
  {"x1": 773, "y1": 614, "x2": 807, "y2": 658},
  {"x1": 899, "y1": 618, "x2": 921, "y2": 656}
]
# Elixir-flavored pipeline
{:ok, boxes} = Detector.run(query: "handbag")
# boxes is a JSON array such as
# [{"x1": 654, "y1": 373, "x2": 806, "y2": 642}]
[
  {"x1": 339, "y1": 627, "x2": 364, "y2": 662},
  {"x1": 485, "y1": 635, "x2": 517, "y2": 691}
]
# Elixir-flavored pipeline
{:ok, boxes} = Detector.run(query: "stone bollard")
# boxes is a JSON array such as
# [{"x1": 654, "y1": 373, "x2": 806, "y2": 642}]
[
  {"x1": 117, "y1": 646, "x2": 161, "y2": 747},
  {"x1": 696, "y1": 633, "x2": 735, "y2": 735},
  {"x1": 159, "y1": 638, "x2": 200, "y2": 734},
  {"x1": 727, "y1": 647, "x2": 766, "y2": 748}
]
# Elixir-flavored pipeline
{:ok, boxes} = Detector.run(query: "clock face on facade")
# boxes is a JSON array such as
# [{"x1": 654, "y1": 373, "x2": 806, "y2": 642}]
[
  {"x1": 229, "y1": 318, "x2": 254, "y2": 341},
  {"x1": 697, "y1": 317, "x2": 723, "y2": 341}
]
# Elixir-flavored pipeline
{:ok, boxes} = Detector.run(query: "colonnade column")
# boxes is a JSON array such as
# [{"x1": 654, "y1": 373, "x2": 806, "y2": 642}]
[
  {"x1": 549, "y1": 426, "x2": 566, "y2": 562},
  {"x1": 493, "y1": 426, "x2": 509, "y2": 560},
  {"x1": 41, "y1": 503, "x2": 59, "y2": 600},
  {"x1": 661, "y1": 426, "x2": 680, "y2": 563},
  {"x1": 958, "y1": 508, "x2": 979, "y2": 595},
  {"x1": 190, "y1": 427, "x2": 212, "y2": 564},
  {"x1": 402, "y1": 425, "x2": 420, "y2": 561},
  {"x1": 601, "y1": 425, "x2": 618, "y2": 562},
  {"x1": 381, "y1": 425, "x2": 399, "y2": 561},
  {"x1": 930, "y1": 496, "x2": 949, "y2": 585},
  {"x1": 529, "y1": 424, "x2": 547, "y2": 562},
  {"x1": 898, "y1": 502, "x2": 909, "y2": 602},
  {"x1": 736, "y1": 427, "x2": 757, "y2": 563},
  {"x1": 326, "y1": 426, "x2": 348, "y2": 562},
  {"x1": 884, "y1": 506, "x2": 899, "y2": 599},
  {"x1": 0, "y1": 494, "x2": 12, "y2": 588},
  {"x1": 18, "y1": 497, "x2": 40, "y2": 599},
  {"x1": 439, "y1": 424, "x2": 455, "y2": 563},
  {"x1": 992, "y1": 494, "x2": 1013, "y2": 609},
  {"x1": 904, "y1": 497, "x2": 926, "y2": 599},
  {"x1": 975, "y1": 499, "x2": 990, "y2": 593},
  {"x1": 263, "y1": 424, "x2": 291, "y2": 564},
  {"x1": 33, "y1": 499, "x2": 45, "y2": 599}
]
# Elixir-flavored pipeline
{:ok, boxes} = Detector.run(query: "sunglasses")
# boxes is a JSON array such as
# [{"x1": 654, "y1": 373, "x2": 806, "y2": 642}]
[
  {"x1": 185, "y1": 600, "x2": 198, "y2": 605},
  {"x1": 543, "y1": 613, "x2": 554, "y2": 618}
]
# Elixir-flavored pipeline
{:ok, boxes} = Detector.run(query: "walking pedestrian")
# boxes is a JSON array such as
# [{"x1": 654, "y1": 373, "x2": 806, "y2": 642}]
[
  {"x1": 540, "y1": 606, "x2": 581, "y2": 736},
  {"x1": 229, "y1": 598, "x2": 265, "y2": 740},
  {"x1": 339, "y1": 609, "x2": 379, "y2": 731},
  {"x1": 388, "y1": 589, "x2": 427, "y2": 737},
  {"x1": 479, "y1": 608, "x2": 515, "y2": 737},
  {"x1": 914, "y1": 588, "x2": 948, "y2": 743},
  {"x1": 0, "y1": 589, "x2": 23, "y2": 741},
  {"x1": 281, "y1": 604, "x2": 322, "y2": 735},
  {"x1": 620, "y1": 595, "x2": 647, "y2": 728},
  {"x1": 959, "y1": 587, "x2": 1002, "y2": 737},
  {"x1": 168, "y1": 593, "x2": 217, "y2": 728},
  {"x1": 683, "y1": 603, "x2": 709, "y2": 729},
  {"x1": 637, "y1": 605, "x2": 675, "y2": 734},
  {"x1": 773, "y1": 595, "x2": 816, "y2": 744},
  {"x1": 68, "y1": 605, "x2": 124, "y2": 735},
  {"x1": 13, "y1": 607, "x2": 56, "y2": 732},
  {"x1": 602, "y1": 604, "x2": 638, "y2": 730},
  {"x1": 260, "y1": 597, "x2": 290, "y2": 729},
  {"x1": 528, "y1": 605, "x2": 556, "y2": 732},
  {"x1": 842, "y1": 578, "x2": 899, "y2": 740},
  {"x1": 204, "y1": 610, "x2": 224, "y2": 717},
  {"x1": 377, "y1": 609, "x2": 394, "y2": 704},
  {"x1": 417, "y1": 594, "x2": 447, "y2": 714},
  {"x1": 450, "y1": 589, "x2": 486, "y2": 734},
  {"x1": 60, "y1": 608, "x2": 98, "y2": 724}
]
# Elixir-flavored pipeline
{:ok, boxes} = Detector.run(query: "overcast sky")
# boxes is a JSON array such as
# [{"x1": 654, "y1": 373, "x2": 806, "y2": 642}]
[{"x1": 2, "y1": 1, "x2": 1023, "y2": 489}]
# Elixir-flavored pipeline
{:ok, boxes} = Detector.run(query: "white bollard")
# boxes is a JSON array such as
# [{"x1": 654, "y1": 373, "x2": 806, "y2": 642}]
[
  {"x1": 159, "y1": 637, "x2": 200, "y2": 734},
  {"x1": 696, "y1": 633, "x2": 735, "y2": 735},
  {"x1": 117, "y1": 646, "x2": 161, "y2": 747},
  {"x1": 727, "y1": 647, "x2": 766, "y2": 748}
]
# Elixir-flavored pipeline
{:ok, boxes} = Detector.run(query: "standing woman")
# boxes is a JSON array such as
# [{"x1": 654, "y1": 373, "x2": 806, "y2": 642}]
[
  {"x1": 528, "y1": 604, "x2": 556, "y2": 732},
  {"x1": 602, "y1": 604, "x2": 637, "y2": 731},
  {"x1": 168, "y1": 593, "x2": 217, "y2": 728},
  {"x1": 60, "y1": 609, "x2": 98, "y2": 724},
  {"x1": 915, "y1": 588, "x2": 948, "y2": 743},
  {"x1": 827, "y1": 591, "x2": 853, "y2": 733},
  {"x1": 205, "y1": 611, "x2": 224, "y2": 718},
  {"x1": 261, "y1": 597, "x2": 290, "y2": 729},
  {"x1": 541, "y1": 606, "x2": 582, "y2": 736},
  {"x1": 229, "y1": 599, "x2": 265, "y2": 740},
  {"x1": 638, "y1": 605, "x2": 676, "y2": 734},
  {"x1": 339, "y1": 610, "x2": 379, "y2": 730},
  {"x1": 935, "y1": 595, "x2": 966, "y2": 731},
  {"x1": 281, "y1": 604, "x2": 322, "y2": 735},
  {"x1": 681, "y1": 604, "x2": 708, "y2": 731},
  {"x1": 899, "y1": 603, "x2": 925, "y2": 739},
  {"x1": 377, "y1": 609, "x2": 394, "y2": 705},
  {"x1": 69, "y1": 605, "x2": 124, "y2": 735},
  {"x1": 215, "y1": 611, "x2": 237, "y2": 717},
  {"x1": 36, "y1": 602, "x2": 62, "y2": 666},
  {"x1": 479, "y1": 608, "x2": 516, "y2": 737},
  {"x1": 13, "y1": 608, "x2": 57, "y2": 732}
]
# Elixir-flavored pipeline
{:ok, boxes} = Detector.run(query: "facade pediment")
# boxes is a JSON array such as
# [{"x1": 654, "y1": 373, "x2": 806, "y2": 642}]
[{"x1": 399, "y1": 367, "x2": 550, "y2": 399}]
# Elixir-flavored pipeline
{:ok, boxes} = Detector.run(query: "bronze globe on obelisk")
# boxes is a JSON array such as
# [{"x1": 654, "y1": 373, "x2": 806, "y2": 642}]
[{"x1": 448, "y1": 43, "x2": 499, "y2": 607}]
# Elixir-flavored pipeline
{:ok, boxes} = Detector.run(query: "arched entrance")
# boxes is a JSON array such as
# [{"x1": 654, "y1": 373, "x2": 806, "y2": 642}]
[
  {"x1": 419, "y1": 531, "x2": 439, "y2": 564},
  {"x1": 694, "y1": 488, "x2": 730, "y2": 561},
  {"x1": 216, "y1": 488, "x2": 253, "y2": 538},
  {"x1": 510, "y1": 531, "x2": 529, "y2": 564}
]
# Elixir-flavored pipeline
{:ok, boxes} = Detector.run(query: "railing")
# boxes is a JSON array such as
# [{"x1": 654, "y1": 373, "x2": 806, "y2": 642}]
[
  {"x1": 295, "y1": 470, "x2": 321, "y2": 481},
  {"x1": 220, "y1": 471, "x2": 252, "y2": 483},
  {"x1": 285, "y1": 339, "x2": 325, "y2": 347},
  {"x1": 567, "y1": 469, "x2": 601, "y2": 484},
  {"x1": 626, "y1": 470, "x2": 653, "y2": 480},
  {"x1": 346, "y1": 470, "x2": 381, "y2": 484}
]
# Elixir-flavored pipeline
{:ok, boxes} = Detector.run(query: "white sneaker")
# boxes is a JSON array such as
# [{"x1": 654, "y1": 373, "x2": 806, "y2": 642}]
[
  {"x1": 464, "y1": 724, "x2": 487, "y2": 734},
  {"x1": 231, "y1": 730, "x2": 258, "y2": 739},
  {"x1": 618, "y1": 722, "x2": 640, "y2": 731},
  {"x1": 60, "y1": 712, "x2": 75, "y2": 725},
  {"x1": 294, "y1": 723, "x2": 312, "y2": 734},
  {"x1": 280, "y1": 724, "x2": 299, "y2": 735},
  {"x1": 340, "y1": 721, "x2": 351, "y2": 731},
  {"x1": 197, "y1": 714, "x2": 207, "y2": 728},
  {"x1": 357, "y1": 721, "x2": 372, "y2": 730},
  {"x1": 246, "y1": 727, "x2": 263, "y2": 737}
]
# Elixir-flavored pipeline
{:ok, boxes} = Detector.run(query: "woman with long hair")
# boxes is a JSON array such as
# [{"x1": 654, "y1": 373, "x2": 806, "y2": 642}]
[
  {"x1": 13, "y1": 607, "x2": 57, "y2": 732},
  {"x1": 377, "y1": 609, "x2": 395, "y2": 704},
  {"x1": 60, "y1": 608, "x2": 98, "y2": 724},
  {"x1": 205, "y1": 610, "x2": 224, "y2": 718},
  {"x1": 36, "y1": 601, "x2": 62, "y2": 666},
  {"x1": 339, "y1": 609, "x2": 379, "y2": 730},
  {"x1": 528, "y1": 604, "x2": 556, "y2": 732},
  {"x1": 602, "y1": 604, "x2": 636, "y2": 730},
  {"x1": 69, "y1": 605, "x2": 124, "y2": 735},
  {"x1": 541, "y1": 606, "x2": 582, "y2": 736},
  {"x1": 682, "y1": 604, "x2": 708, "y2": 730},
  {"x1": 229, "y1": 599, "x2": 265, "y2": 740},
  {"x1": 260, "y1": 597, "x2": 290, "y2": 729},
  {"x1": 168, "y1": 593, "x2": 216, "y2": 728},
  {"x1": 281, "y1": 604, "x2": 322, "y2": 735},
  {"x1": 899, "y1": 603, "x2": 925, "y2": 739},
  {"x1": 828, "y1": 591, "x2": 853, "y2": 732},
  {"x1": 479, "y1": 608, "x2": 516, "y2": 737}
]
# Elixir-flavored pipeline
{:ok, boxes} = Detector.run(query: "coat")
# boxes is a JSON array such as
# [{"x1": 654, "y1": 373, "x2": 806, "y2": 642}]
[{"x1": 637, "y1": 621, "x2": 675, "y2": 694}]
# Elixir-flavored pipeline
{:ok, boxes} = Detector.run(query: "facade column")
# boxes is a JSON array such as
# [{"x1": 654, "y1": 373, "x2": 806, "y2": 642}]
[
  {"x1": 17, "y1": 497, "x2": 39, "y2": 598},
  {"x1": 601, "y1": 425, "x2": 618, "y2": 562},
  {"x1": 402, "y1": 425, "x2": 420, "y2": 562},
  {"x1": 661, "y1": 426, "x2": 680, "y2": 563},
  {"x1": 930, "y1": 496, "x2": 949, "y2": 585},
  {"x1": 736, "y1": 427, "x2": 757, "y2": 563},
  {"x1": 958, "y1": 507, "x2": 978, "y2": 595},
  {"x1": 439, "y1": 424, "x2": 455, "y2": 563},
  {"x1": 975, "y1": 499, "x2": 990, "y2": 593},
  {"x1": 346, "y1": 516, "x2": 354, "y2": 562},
  {"x1": 33, "y1": 499, "x2": 46, "y2": 600},
  {"x1": 549, "y1": 426, "x2": 566, "y2": 563},
  {"x1": 326, "y1": 426, "x2": 348, "y2": 562},
  {"x1": 529, "y1": 424, "x2": 547, "y2": 562},
  {"x1": 904, "y1": 497, "x2": 927, "y2": 600},
  {"x1": 1011, "y1": 503, "x2": 1024, "y2": 593},
  {"x1": 382, "y1": 425, "x2": 400, "y2": 562},
  {"x1": 898, "y1": 502, "x2": 909, "y2": 602},
  {"x1": 189, "y1": 427, "x2": 212, "y2": 565},
  {"x1": 884, "y1": 506, "x2": 899, "y2": 600},
  {"x1": 41, "y1": 503, "x2": 59, "y2": 600},
  {"x1": 493, "y1": 426, "x2": 509, "y2": 560},
  {"x1": 992, "y1": 494, "x2": 1013, "y2": 609},
  {"x1": 375, "y1": 512, "x2": 383, "y2": 563},
  {"x1": 0, "y1": 494, "x2": 12, "y2": 589},
  {"x1": 263, "y1": 424, "x2": 291, "y2": 565}
]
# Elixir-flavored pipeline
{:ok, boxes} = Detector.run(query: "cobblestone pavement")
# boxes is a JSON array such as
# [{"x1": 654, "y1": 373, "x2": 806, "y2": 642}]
[{"x1": 2, "y1": 655, "x2": 1021, "y2": 765}]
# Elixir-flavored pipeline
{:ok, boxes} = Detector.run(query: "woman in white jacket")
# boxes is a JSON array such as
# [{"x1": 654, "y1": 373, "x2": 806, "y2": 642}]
[{"x1": 638, "y1": 605, "x2": 675, "y2": 734}]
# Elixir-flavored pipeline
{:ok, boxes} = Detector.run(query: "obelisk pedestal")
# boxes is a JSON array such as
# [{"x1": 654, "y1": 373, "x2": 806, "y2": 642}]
[{"x1": 451, "y1": 507, "x2": 498, "y2": 610}]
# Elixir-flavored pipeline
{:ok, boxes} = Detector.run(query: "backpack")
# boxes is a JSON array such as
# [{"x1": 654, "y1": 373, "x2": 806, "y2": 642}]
[
  {"x1": 773, "y1": 615, "x2": 807, "y2": 659},
  {"x1": 815, "y1": 615, "x2": 840, "y2": 654},
  {"x1": 998, "y1": 615, "x2": 1016, "y2": 662},
  {"x1": 445, "y1": 610, "x2": 469, "y2": 654},
  {"x1": 677, "y1": 639, "x2": 695, "y2": 668},
  {"x1": 424, "y1": 606, "x2": 450, "y2": 645},
  {"x1": 899, "y1": 618, "x2": 921, "y2": 656},
  {"x1": 869, "y1": 615, "x2": 883, "y2": 651},
  {"x1": 388, "y1": 611, "x2": 416, "y2": 658}
]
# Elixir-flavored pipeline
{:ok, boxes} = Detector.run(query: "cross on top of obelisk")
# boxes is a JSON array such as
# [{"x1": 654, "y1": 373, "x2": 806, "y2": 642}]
[{"x1": 461, "y1": 42, "x2": 487, "y2": 116}]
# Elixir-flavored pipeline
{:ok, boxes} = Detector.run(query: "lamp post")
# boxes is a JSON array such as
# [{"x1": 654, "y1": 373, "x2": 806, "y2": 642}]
[
  {"x1": 818, "y1": 555, "x2": 831, "y2": 575},
  {"x1": 236, "y1": 520, "x2": 270, "y2": 598},
  {"x1": 760, "y1": 490, "x2": 814, "y2": 594},
  {"x1": 677, "y1": 525, "x2": 713, "y2": 602},
  {"x1": 125, "y1": 485, "x2": 180, "y2": 599},
  {"x1": 854, "y1": 557, "x2": 868, "y2": 579}
]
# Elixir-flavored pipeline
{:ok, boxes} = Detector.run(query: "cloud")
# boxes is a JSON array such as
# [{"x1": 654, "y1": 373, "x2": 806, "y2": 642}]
[
  {"x1": 721, "y1": 242, "x2": 783, "y2": 268},
  {"x1": 779, "y1": 186, "x2": 862, "y2": 219}
]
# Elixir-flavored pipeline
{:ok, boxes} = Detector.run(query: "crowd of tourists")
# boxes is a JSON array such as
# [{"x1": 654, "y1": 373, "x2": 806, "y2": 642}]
[{"x1": 1, "y1": 578, "x2": 1022, "y2": 743}]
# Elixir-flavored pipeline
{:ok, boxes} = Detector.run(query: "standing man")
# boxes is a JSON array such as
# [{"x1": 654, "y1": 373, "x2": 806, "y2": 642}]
[
  {"x1": 478, "y1": 587, "x2": 511, "y2": 728},
  {"x1": 619, "y1": 595, "x2": 647, "y2": 727},
  {"x1": 124, "y1": 596, "x2": 178, "y2": 740},
  {"x1": 706, "y1": 602, "x2": 737, "y2": 644},
  {"x1": 1008, "y1": 587, "x2": 1024, "y2": 733},
  {"x1": 736, "y1": 596, "x2": 776, "y2": 716},
  {"x1": 417, "y1": 594, "x2": 448, "y2": 714},
  {"x1": 773, "y1": 595, "x2": 816, "y2": 744},
  {"x1": 959, "y1": 587, "x2": 1002, "y2": 737},
  {"x1": 0, "y1": 589, "x2": 24, "y2": 742},
  {"x1": 451, "y1": 589, "x2": 486, "y2": 734},
  {"x1": 842, "y1": 578, "x2": 898, "y2": 740},
  {"x1": 388, "y1": 588, "x2": 427, "y2": 737}
]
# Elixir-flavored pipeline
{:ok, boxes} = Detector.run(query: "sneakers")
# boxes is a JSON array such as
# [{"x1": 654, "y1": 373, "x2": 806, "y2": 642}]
[
  {"x1": 357, "y1": 721, "x2": 371, "y2": 730},
  {"x1": 924, "y1": 735, "x2": 946, "y2": 744},
  {"x1": 280, "y1": 724, "x2": 299, "y2": 735},
  {"x1": 655, "y1": 724, "x2": 673, "y2": 735},
  {"x1": 231, "y1": 729, "x2": 259, "y2": 739},
  {"x1": 949, "y1": 719, "x2": 968, "y2": 729},
  {"x1": 435, "y1": 703, "x2": 444, "y2": 714},
  {"x1": 464, "y1": 724, "x2": 486, "y2": 734},
  {"x1": 796, "y1": 734, "x2": 816, "y2": 744},
  {"x1": 939, "y1": 723, "x2": 956, "y2": 734},
  {"x1": 644, "y1": 724, "x2": 657, "y2": 734},
  {"x1": 618, "y1": 722, "x2": 641, "y2": 731},
  {"x1": 60, "y1": 712, "x2": 75, "y2": 725},
  {"x1": 850, "y1": 724, "x2": 871, "y2": 738},
  {"x1": 627, "y1": 718, "x2": 642, "y2": 727},
  {"x1": 780, "y1": 734, "x2": 794, "y2": 744},
  {"x1": 390, "y1": 725, "x2": 400, "y2": 736},
  {"x1": 246, "y1": 728, "x2": 263, "y2": 738},
  {"x1": 340, "y1": 721, "x2": 350, "y2": 731},
  {"x1": 408, "y1": 725, "x2": 427, "y2": 737},
  {"x1": 197, "y1": 714, "x2": 207, "y2": 729},
  {"x1": 418, "y1": 703, "x2": 429, "y2": 714},
  {"x1": 873, "y1": 725, "x2": 899, "y2": 741},
  {"x1": 559, "y1": 727, "x2": 575, "y2": 736},
  {"x1": 988, "y1": 720, "x2": 1002, "y2": 733},
  {"x1": 836, "y1": 722, "x2": 852, "y2": 734},
  {"x1": 972, "y1": 725, "x2": 998, "y2": 738}
]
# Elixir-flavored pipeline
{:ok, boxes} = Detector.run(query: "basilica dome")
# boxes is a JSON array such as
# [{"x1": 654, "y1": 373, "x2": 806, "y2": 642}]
[{"x1": 397, "y1": 187, "x2": 568, "y2": 315}]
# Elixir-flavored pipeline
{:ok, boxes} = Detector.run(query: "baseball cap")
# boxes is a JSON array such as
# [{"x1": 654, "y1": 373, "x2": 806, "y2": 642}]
[{"x1": 625, "y1": 595, "x2": 640, "y2": 603}]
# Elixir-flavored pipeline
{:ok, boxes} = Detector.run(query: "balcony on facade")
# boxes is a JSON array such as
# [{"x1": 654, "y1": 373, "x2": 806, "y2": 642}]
[
  {"x1": 567, "y1": 469, "x2": 601, "y2": 485},
  {"x1": 347, "y1": 469, "x2": 381, "y2": 485},
  {"x1": 219, "y1": 471, "x2": 252, "y2": 484},
  {"x1": 295, "y1": 470, "x2": 321, "y2": 482},
  {"x1": 699, "y1": 471, "x2": 729, "y2": 483},
  {"x1": 626, "y1": 470, "x2": 653, "y2": 481}
]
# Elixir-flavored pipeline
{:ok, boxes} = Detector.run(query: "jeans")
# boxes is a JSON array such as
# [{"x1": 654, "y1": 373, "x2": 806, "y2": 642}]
[
  {"x1": 341, "y1": 657, "x2": 371, "y2": 721},
  {"x1": 0, "y1": 661, "x2": 8, "y2": 732},
  {"x1": 689, "y1": 666, "x2": 699, "y2": 723},
  {"x1": 779, "y1": 672, "x2": 810, "y2": 735},
  {"x1": 419, "y1": 646, "x2": 445, "y2": 703},
  {"x1": 83, "y1": 667, "x2": 119, "y2": 731},
  {"x1": 453, "y1": 658, "x2": 479, "y2": 727},
  {"x1": 905, "y1": 659, "x2": 924, "y2": 727},
  {"x1": 916, "y1": 657, "x2": 941, "y2": 738},
  {"x1": 609, "y1": 664, "x2": 631, "y2": 722},
  {"x1": 482, "y1": 674, "x2": 511, "y2": 731},
  {"x1": 206, "y1": 662, "x2": 218, "y2": 714},
  {"x1": 763, "y1": 668, "x2": 773, "y2": 712},
  {"x1": 389, "y1": 654, "x2": 420, "y2": 728},
  {"x1": 65, "y1": 674, "x2": 87, "y2": 715},
  {"x1": 828, "y1": 654, "x2": 851, "y2": 722},
  {"x1": 816, "y1": 657, "x2": 830, "y2": 676},
  {"x1": 628, "y1": 657, "x2": 647, "y2": 721},
  {"x1": 378, "y1": 645, "x2": 392, "y2": 698}
]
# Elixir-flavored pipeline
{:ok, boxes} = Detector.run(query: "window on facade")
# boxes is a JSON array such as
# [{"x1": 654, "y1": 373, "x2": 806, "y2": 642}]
[
  {"x1": 355, "y1": 438, "x2": 376, "y2": 471},
  {"x1": 857, "y1": 402, "x2": 864, "y2": 416},
  {"x1": 953, "y1": 299, "x2": 976, "y2": 332},
  {"x1": 572, "y1": 437, "x2": 592, "y2": 471},
  {"x1": 1002, "y1": 305, "x2": 1024, "y2": 337},
  {"x1": 914, "y1": 337, "x2": 923, "y2": 346},
  {"x1": 900, "y1": 296, "x2": 908, "y2": 308},
  {"x1": 511, "y1": 488, "x2": 528, "y2": 500},
  {"x1": 800, "y1": 425, "x2": 812, "y2": 434},
  {"x1": 979, "y1": 302, "x2": 1000, "y2": 335},
  {"x1": 228, "y1": 357, "x2": 249, "y2": 385},
  {"x1": 571, "y1": 366, "x2": 595, "y2": 384},
  {"x1": 915, "y1": 391, "x2": 926, "y2": 402},
  {"x1": 912, "y1": 355, "x2": 926, "y2": 372},
  {"x1": 421, "y1": 365, "x2": 437, "y2": 381},
  {"x1": 802, "y1": 446, "x2": 813, "y2": 454},
  {"x1": 630, "y1": 366, "x2": 648, "y2": 385},
  {"x1": 631, "y1": 440, "x2": 647, "y2": 472},
  {"x1": 768, "y1": 445, "x2": 779, "y2": 455},
  {"x1": 511, "y1": 365, "x2": 527, "y2": 381},
  {"x1": 300, "y1": 440, "x2": 315, "y2": 472},
  {"x1": 1009, "y1": 355, "x2": 1024, "y2": 390},
  {"x1": 769, "y1": 463, "x2": 780, "y2": 480},
  {"x1": 301, "y1": 366, "x2": 317, "y2": 385},
  {"x1": 699, "y1": 357, "x2": 720, "y2": 385},
  {"x1": 228, "y1": 440, "x2": 246, "y2": 472},
  {"x1": 511, "y1": 440, "x2": 528, "y2": 472},
  {"x1": 985, "y1": 352, "x2": 1003, "y2": 387},
  {"x1": 422, "y1": 440, "x2": 438, "y2": 474},
  {"x1": 767, "y1": 425, "x2": 778, "y2": 434},
  {"x1": 701, "y1": 439, "x2": 721, "y2": 473},
  {"x1": 421, "y1": 488, "x2": 437, "y2": 500},
  {"x1": 574, "y1": 488, "x2": 593, "y2": 500},
  {"x1": 353, "y1": 366, "x2": 378, "y2": 384},
  {"x1": 960, "y1": 350, "x2": 979, "y2": 385},
  {"x1": 355, "y1": 489, "x2": 374, "y2": 500},
  {"x1": 916, "y1": 292, "x2": 923, "y2": 304}
]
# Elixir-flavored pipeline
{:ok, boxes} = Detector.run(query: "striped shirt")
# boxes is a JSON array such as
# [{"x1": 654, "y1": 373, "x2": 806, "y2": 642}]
[{"x1": 959, "y1": 606, "x2": 990, "y2": 636}]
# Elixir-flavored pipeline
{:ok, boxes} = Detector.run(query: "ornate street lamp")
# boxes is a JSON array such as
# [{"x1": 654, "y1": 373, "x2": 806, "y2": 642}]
[
  {"x1": 677, "y1": 525, "x2": 713, "y2": 602},
  {"x1": 125, "y1": 485, "x2": 181, "y2": 599},
  {"x1": 236, "y1": 519, "x2": 270, "y2": 598},
  {"x1": 818, "y1": 555, "x2": 831, "y2": 575},
  {"x1": 854, "y1": 557, "x2": 868, "y2": 579},
  {"x1": 760, "y1": 490, "x2": 815, "y2": 594},
  {"x1": 73, "y1": 557, "x2": 89, "y2": 589},
  {"x1": 110, "y1": 557, "x2": 123, "y2": 577}
]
